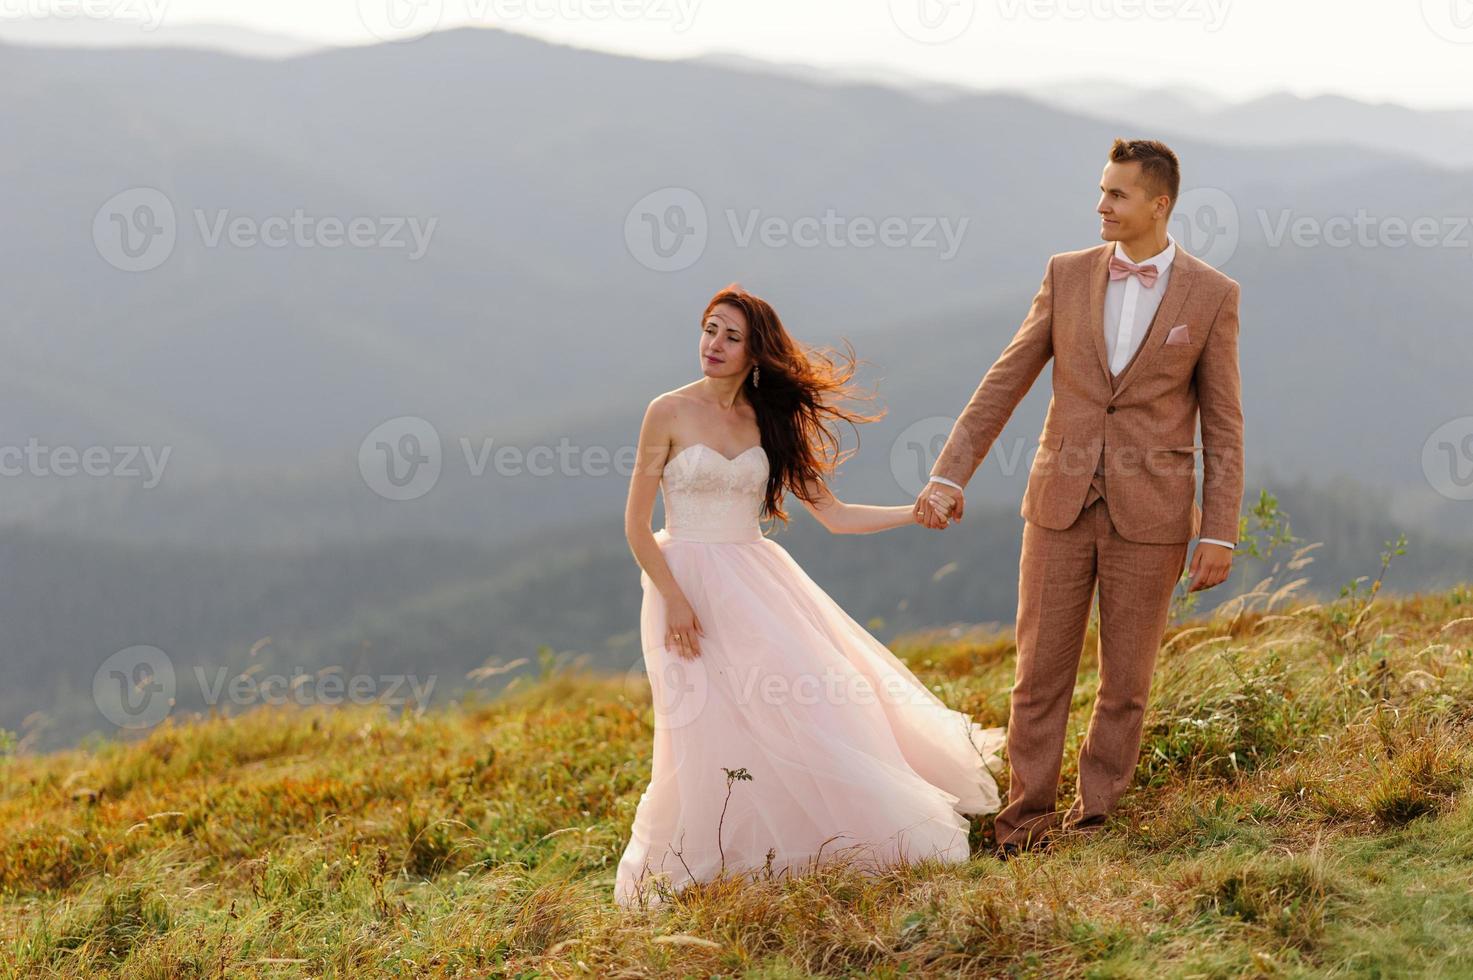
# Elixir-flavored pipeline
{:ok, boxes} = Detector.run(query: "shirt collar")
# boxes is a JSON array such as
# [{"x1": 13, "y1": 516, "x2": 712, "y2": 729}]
[{"x1": 1114, "y1": 233, "x2": 1176, "y2": 272}]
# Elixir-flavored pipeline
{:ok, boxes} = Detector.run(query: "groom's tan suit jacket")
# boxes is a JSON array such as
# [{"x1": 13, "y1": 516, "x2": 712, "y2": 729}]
[{"x1": 930, "y1": 242, "x2": 1244, "y2": 545}]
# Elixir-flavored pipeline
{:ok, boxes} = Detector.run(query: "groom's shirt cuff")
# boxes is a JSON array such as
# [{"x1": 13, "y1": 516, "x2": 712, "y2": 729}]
[
  {"x1": 1200, "y1": 537, "x2": 1235, "y2": 549},
  {"x1": 927, "y1": 476, "x2": 964, "y2": 491}
]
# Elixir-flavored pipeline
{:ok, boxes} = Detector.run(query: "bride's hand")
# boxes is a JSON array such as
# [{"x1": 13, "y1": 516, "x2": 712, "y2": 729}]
[
  {"x1": 666, "y1": 597, "x2": 705, "y2": 658},
  {"x1": 913, "y1": 484, "x2": 962, "y2": 529}
]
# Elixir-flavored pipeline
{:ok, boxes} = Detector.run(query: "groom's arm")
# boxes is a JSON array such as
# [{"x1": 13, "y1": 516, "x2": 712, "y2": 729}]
[
  {"x1": 929, "y1": 255, "x2": 1056, "y2": 489},
  {"x1": 1195, "y1": 280, "x2": 1245, "y2": 545}
]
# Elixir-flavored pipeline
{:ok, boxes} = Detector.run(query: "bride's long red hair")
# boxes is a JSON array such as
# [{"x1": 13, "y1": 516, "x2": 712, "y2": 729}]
[{"x1": 703, "y1": 283, "x2": 884, "y2": 526}]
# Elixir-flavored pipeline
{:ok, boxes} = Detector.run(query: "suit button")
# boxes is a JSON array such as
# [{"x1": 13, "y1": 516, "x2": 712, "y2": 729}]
[{"x1": 1106, "y1": 406, "x2": 1116, "y2": 414}]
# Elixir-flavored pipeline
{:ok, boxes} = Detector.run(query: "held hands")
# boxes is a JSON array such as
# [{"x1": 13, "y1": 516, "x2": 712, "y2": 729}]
[
  {"x1": 913, "y1": 483, "x2": 964, "y2": 530},
  {"x1": 665, "y1": 595, "x2": 705, "y2": 658},
  {"x1": 1186, "y1": 541, "x2": 1233, "y2": 592}
]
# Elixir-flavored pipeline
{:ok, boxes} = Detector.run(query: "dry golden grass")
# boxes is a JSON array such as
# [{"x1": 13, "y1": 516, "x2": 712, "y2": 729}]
[{"x1": 3, "y1": 576, "x2": 1473, "y2": 977}]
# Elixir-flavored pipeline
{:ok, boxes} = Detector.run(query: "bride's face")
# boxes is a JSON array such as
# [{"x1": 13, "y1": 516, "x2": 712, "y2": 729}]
[{"x1": 700, "y1": 303, "x2": 751, "y2": 380}]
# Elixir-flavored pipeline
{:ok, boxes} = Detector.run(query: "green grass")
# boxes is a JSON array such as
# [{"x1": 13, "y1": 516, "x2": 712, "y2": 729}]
[{"x1": 3, "y1": 582, "x2": 1473, "y2": 978}]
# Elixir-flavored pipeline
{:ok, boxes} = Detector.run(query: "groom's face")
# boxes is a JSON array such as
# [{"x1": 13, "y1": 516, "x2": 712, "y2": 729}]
[{"x1": 1096, "y1": 160, "x2": 1164, "y2": 243}]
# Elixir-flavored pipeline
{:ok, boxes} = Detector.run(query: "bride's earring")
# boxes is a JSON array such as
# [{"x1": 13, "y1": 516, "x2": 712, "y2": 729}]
[{"x1": 751, "y1": 364, "x2": 760, "y2": 388}]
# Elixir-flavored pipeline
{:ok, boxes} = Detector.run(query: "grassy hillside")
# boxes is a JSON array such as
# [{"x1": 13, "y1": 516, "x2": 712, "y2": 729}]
[
  {"x1": 3, "y1": 576, "x2": 1473, "y2": 977},
  {"x1": 13, "y1": 476, "x2": 1473, "y2": 757}
]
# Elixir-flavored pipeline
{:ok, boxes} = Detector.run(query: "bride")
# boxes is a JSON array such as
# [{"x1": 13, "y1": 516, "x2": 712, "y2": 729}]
[{"x1": 615, "y1": 283, "x2": 1005, "y2": 908}]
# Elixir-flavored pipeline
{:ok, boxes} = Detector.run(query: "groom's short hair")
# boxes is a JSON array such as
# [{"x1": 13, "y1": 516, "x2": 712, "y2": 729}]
[{"x1": 1108, "y1": 138, "x2": 1180, "y2": 213}]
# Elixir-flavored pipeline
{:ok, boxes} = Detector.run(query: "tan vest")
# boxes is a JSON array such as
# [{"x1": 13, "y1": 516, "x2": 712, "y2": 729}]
[{"x1": 1083, "y1": 299, "x2": 1165, "y2": 510}]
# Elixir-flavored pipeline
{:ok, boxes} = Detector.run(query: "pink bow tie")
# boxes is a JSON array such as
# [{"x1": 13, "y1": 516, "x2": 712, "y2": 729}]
[{"x1": 1109, "y1": 254, "x2": 1161, "y2": 288}]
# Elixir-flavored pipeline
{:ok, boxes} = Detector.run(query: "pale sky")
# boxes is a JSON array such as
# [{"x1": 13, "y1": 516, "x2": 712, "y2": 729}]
[{"x1": 9, "y1": 0, "x2": 1473, "y2": 109}]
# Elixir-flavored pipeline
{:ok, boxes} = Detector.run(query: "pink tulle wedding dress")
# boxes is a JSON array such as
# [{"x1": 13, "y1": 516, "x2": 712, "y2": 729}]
[{"x1": 615, "y1": 442, "x2": 1005, "y2": 908}]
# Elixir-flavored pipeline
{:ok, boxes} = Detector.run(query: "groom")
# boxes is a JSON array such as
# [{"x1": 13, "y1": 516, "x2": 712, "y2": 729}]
[{"x1": 914, "y1": 138, "x2": 1244, "y2": 852}]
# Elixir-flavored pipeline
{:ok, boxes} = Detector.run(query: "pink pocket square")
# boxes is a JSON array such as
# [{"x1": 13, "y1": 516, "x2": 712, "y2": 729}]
[{"x1": 1164, "y1": 323, "x2": 1191, "y2": 346}]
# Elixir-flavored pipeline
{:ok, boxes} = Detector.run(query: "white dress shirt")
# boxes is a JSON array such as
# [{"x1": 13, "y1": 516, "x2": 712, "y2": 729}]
[
  {"x1": 930, "y1": 234, "x2": 1234, "y2": 549},
  {"x1": 1106, "y1": 235, "x2": 1175, "y2": 375}
]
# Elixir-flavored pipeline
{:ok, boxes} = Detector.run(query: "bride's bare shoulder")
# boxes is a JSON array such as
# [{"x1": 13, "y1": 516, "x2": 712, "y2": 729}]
[
  {"x1": 642, "y1": 389, "x2": 698, "y2": 437},
  {"x1": 661, "y1": 382, "x2": 705, "y2": 401},
  {"x1": 647, "y1": 385, "x2": 704, "y2": 415}
]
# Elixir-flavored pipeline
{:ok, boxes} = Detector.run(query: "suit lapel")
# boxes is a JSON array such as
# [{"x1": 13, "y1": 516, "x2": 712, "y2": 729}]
[
  {"x1": 1087, "y1": 245, "x2": 1112, "y2": 388},
  {"x1": 1111, "y1": 247, "x2": 1198, "y2": 399}
]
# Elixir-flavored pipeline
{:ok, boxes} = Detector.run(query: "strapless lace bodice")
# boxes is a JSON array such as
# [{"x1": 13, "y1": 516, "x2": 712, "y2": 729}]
[{"x1": 660, "y1": 443, "x2": 768, "y2": 543}]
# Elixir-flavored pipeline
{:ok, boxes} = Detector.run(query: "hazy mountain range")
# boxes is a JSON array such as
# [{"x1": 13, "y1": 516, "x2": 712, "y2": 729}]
[
  {"x1": 700, "y1": 54, "x2": 1473, "y2": 169},
  {"x1": 1033, "y1": 85, "x2": 1473, "y2": 170},
  {"x1": 2, "y1": 26, "x2": 1469, "y2": 747}
]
